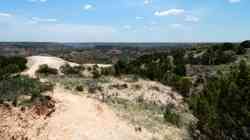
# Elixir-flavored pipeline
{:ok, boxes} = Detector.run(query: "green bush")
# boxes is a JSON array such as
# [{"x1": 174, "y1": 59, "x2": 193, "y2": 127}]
[
  {"x1": 176, "y1": 77, "x2": 192, "y2": 97},
  {"x1": 0, "y1": 75, "x2": 51, "y2": 106},
  {"x1": 189, "y1": 60, "x2": 250, "y2": 140},
  {"x1": 92, "y1": 64, "x2": 101, "y2": 79},
  {"x1": 36, "y1": 64, "x2": 58, "y2": 75},
  {"x1": 240, "y1": 40, "x2": 250, "y2": 48},
  {"x1": 75, "y1": 85, "x2": 84, "y2": 92},
  {"x1": 60, "y1": 63, "x2": 81, "y2": 75},
  {"x1": 163, "y1": 106, "x2": 180, "y2": 127},
  {"x1": 0, "y1": 56, "x2": 27, "y2": 80},
  {"x1": 100, "y1": 67, "x2": 114, "y2": 76}
]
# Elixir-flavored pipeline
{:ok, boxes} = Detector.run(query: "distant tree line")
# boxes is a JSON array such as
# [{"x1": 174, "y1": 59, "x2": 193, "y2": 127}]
[{"x1": 188, "y1": 41, "x2": 249, "y2": 65}]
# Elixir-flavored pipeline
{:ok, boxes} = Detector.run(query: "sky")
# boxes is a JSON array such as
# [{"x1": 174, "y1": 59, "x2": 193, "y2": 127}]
[{"x1": 0, "y1": 0, "x2": 249, "y2": 42}]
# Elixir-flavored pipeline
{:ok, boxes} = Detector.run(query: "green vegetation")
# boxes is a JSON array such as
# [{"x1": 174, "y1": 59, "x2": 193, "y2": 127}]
[
  {"x1": 0, "y1": 75, "x2": 50, "y2": 106},
  {"x1": 112, "y1": 40, "x2": 250, "y2": 139},
  {"x1": 0, "y1": 56, "x2": 53, "y2": 106},
  {"x1": 92, "y1": 64, "x2": 101, "y2": 79},
  {"x1": 36, "y1": 64, "x2": 58, "y2": 75},
  {"x1": 106, "y1": 97, "x2": 170, "y2": 132},
  {"x1": 175, "y1": 77, "x2": 192, "y2": 97},
  {"x1": 163, "y1": 106, "x2": 181, "y2": 127},
  {"x1": 240, "y1": 40, "x2": 250, "y2": 48},
  {"x1": 75, "y1": 85, "x2": 84, "y2": 92},
  {"x1": 60, "y1": 63, "x2": 82, "y2": 75},
  {"x1": 113, "y1": 49, "x2": 188, "y2": 94},
  {"x1": 189, "y1": 60, "x2": 250, "y2": 140},
  {"x1": 0, "y1": 56, "x2": 27, "y2": 80}
]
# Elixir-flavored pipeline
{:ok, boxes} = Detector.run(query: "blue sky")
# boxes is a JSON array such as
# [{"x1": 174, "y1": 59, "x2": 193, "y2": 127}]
[{"x1": 0, "y1": 0, "x2": 249, "y2": 42}]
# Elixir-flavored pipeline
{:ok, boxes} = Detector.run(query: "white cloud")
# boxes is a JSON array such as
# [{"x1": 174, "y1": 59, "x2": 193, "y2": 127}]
[
  {"x1": 144, "y1": 0, "x2": 152, "y2": 5},
  {"x1": 0, "y1": 12, "x2": 12, "y2": 17},
  {"x1": 83, "y1": 4, "x2": 94, "y2": 10},
  {"x1": 150, "y1": 21, "x2": 157, "y2": 25},
  {"x1": 136, "y1": 16, "x2": 144, "y2": 20},
  {"x1": 170, "y1": 24, "x2": 183, "y2": 28},
  {"x1": 154, "y1": 9, "x2": 185, "y2": 16},
  {"x1": 31, "y1": 17, "x2": 57, "y2": 22},
  {"x1": 185, "y1": 15, "x2": 199, "y2": 22},
  {"x1": 229, "y1": 0, "x2": 241, "y2": 3},
  {"x1": 28, "y1": 0, "x2": 47, "y2": 2},
  {"x1": 123, "y1": 25, "x2": 132, "y2": 30}
]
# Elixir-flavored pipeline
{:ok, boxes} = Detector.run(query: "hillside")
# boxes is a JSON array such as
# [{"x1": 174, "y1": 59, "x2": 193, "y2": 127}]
[
  {"x1": 0, "y1": 41, "x2": 249, "y2": 140},
  {"x1": 0, "y1": 56, "x2": 195, "y2": 140}
]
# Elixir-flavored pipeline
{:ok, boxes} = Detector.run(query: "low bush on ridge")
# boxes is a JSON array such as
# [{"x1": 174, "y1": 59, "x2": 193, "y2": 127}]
[
  {"x1": 0, "y1": 56, "x2": 27, "y2": 80},
  {"x1": 36, "y1": 64, "x2": 58, "y2": 76},
  {"x1": 0, "y1": 56, "x2": 54, "y2": 107},
  {"x1": 60, "y1": 63, "x2": 82, "y2": 75}
]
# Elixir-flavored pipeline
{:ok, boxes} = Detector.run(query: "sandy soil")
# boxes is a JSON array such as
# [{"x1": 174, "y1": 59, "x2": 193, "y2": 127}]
[
  {"x1": 45, "y1": 86, "x2": 152, "y2": 140},
  {"x1": 100, "y1": 77, "x2": 185, "y2": 110},
  {"x1": 0, "y1": 56, "x2": 190, "y2": 140},
  {"x1": 22, "y1": 56, "x2": 78, "y2": 77}
]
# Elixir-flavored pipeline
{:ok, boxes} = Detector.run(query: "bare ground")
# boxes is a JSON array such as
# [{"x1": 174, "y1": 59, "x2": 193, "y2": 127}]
[{"x1": 0, "y1": 56, "x2": 194, "y2": 140}]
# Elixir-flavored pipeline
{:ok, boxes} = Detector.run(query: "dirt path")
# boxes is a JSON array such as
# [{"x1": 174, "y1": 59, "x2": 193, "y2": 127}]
[
  {"x1": 44, "y1": 86, "x2": 149, "y2": 140},
  {"x1": 3, "y1": 55, "x2": 188, "y2": 140}
]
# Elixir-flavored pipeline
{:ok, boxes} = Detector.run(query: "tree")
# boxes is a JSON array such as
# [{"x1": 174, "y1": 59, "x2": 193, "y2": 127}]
[
  {"x1": 114, "y1": 60, "x2": 127, "y2": 76},
  {"x1": 36, "y1": 64, "x2": 58, "y2": 75},
  {"x1": 92, "y1": 64, "x2": 101, "y2": 79},
  {"x1": 221, "y1": 43, "x2": 234, "y2": 51},
  {"x1": 240, "y1": 40, "x2": 250, "y2": 48},
  {"x1": 176, "y1": 77, "x2": 192, "y2": 97},
  {"x1": 189, "y1": 60, "x2": 250, "y2": 140}
]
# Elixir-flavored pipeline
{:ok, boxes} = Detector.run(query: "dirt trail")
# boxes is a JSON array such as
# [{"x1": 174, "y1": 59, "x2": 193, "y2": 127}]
[
  {"x1": 45, "y1": 86, "x2": 148, "y2": 140},
  {"x1": 0, "y1": 56, "x2": 189, "y2": 140},
  {"x1": 20, "y1": 56, "x2": 151, "y2": 140}
]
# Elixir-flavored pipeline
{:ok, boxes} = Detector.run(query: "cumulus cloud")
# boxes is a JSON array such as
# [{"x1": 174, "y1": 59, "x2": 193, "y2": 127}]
[
  {"x1": 0, "y1": 12, "x2": 12, "y2": 17},
  {"x1": 83, "y1": 4, "x2": 94, "y2": 10},
  {"x1": 154, "y1": 9, "x2": 185, "y2": 16},
  {"x1": 229, "y1": 0, "x2": 241, "y2": 3}
]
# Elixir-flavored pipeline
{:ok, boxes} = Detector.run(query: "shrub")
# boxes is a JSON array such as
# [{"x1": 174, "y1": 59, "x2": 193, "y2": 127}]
[
  {"x1": 132, "y1": 84, "x2": 142, "y2": 90},
  {"x1": 0, "y1": 56, "x2": 27, "y2": 80},
  {"x1": 240, "y1": 40, "x2": 250, "y2": 48},
  {"x1": 109, "y1": 84, "x2": 128, "y2": 90},
  {"x1": 87, "y1": 67, "x2": 92, "y2": 71},
  {"x1": 0, "y1": 75, "x2": 52, "y2": 106},
  {"x1": 75, "y1": 85, "x2": 84, "y2": 92},
  {"x1": 149, "y1": 86, "x2": 160, "y2": 91},
  {"x1": 176, "y1": 77, "x2": 192, "y2": 97},
  {"x1": 60, "y1": 63, "x2": 81, "y2": 75},
  {"x1": 114, "y1": 60, "x2": 127, "y2": 76},
  {"x1": 92, "y1": 65, "x2": 101, "y2": 79},
  {"x1": 189, "y1": 60, "x2": 250, "y2": 139},
  {"x1": 235, "y1": 45, "x2": 247, "y2": 55},
  {"x1": 136, "y1": 95, "x2": 144, "y2": 103},
  {"x1": 36, "y1": 64, "x2": 58, "y2": 75},
  {"x1": 163, "y1": 106, "x2": 180, "y2": 127},
  {"x1": 87, "y1": 80, "x2": 103, "y2": 94},
  {"x1": 100, "y1": 67, "x2": 114, "y2": 76}
]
